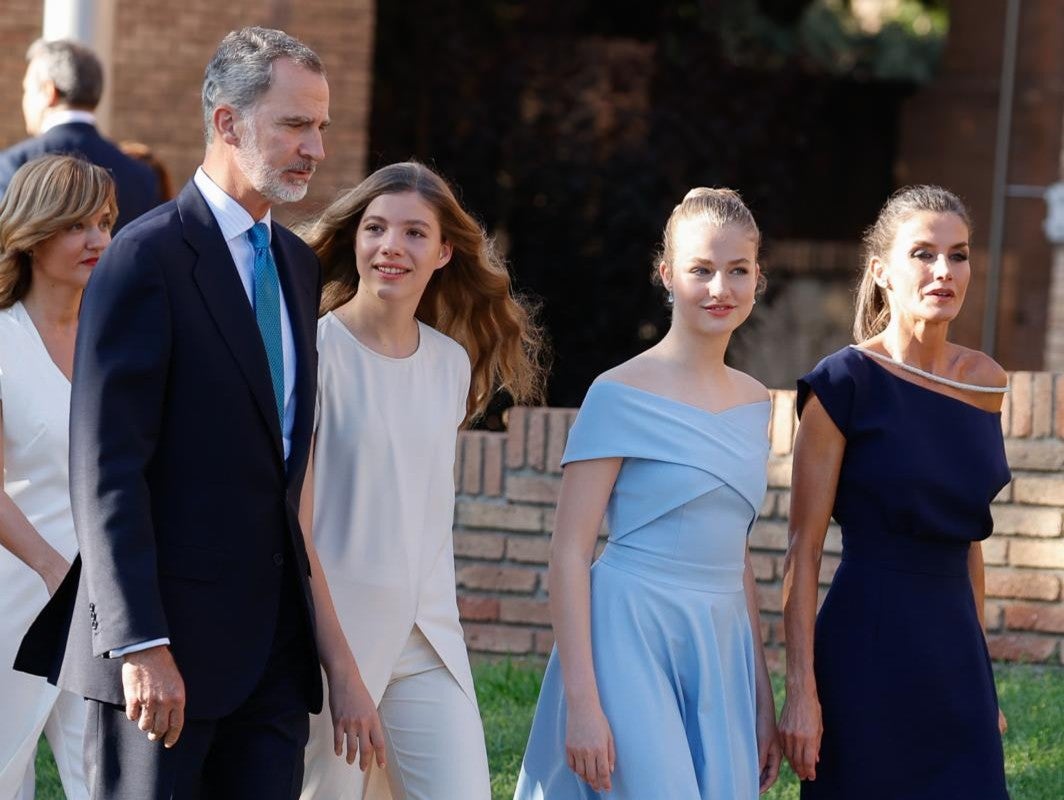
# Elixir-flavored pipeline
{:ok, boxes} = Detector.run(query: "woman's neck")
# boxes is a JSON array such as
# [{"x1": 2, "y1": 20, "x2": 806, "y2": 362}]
[
  {"x1": 656, "y1": 323, "x2": 731, "y2": 381},
  {"x1": 342, "y1": 290, "x2": 420, "y2": 358},
  {"x1": 880, "y1": 318, "x2": 951, "y2": 373},
  {"x1": 21, "y1": 283, "x2": 81, "y2": 330}
]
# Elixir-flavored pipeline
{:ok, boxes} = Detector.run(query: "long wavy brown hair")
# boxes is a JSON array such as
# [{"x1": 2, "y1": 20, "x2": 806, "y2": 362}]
[{"x1": 301, "y1": 161, "x2": 547, "y2": 423}]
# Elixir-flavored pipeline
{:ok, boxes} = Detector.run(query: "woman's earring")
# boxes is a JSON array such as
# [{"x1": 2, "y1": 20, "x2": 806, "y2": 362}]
[{"x1": 666, "y1": 287, "x2": 674, "y2": 305}]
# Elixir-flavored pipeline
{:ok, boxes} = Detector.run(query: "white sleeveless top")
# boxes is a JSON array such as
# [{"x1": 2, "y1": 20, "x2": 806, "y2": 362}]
[{"x1": 312, "y1": 313, "x2": 477, "y2": 706}]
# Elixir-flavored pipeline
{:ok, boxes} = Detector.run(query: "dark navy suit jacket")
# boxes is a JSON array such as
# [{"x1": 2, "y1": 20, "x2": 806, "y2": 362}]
[
  {"x1": 0, "y1": 121, "x2": 161, "y2": 231},
  {"x1": 16, "y1": 180, "x2": 323, "y2": 719}
]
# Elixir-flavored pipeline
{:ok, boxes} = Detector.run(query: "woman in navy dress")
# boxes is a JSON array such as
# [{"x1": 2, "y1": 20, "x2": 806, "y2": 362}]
[
  {"x1": 779, "y1": 185, "x2": 1010, "y2": 799},
  {"x1": 515, "y1": 188, "x2": 781, "y2": 799}
]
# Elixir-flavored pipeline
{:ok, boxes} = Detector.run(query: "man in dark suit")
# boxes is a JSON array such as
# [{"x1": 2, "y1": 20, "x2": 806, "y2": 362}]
[
  {"x1": 0, "y1": 39, "x2": 161, "y2": 231},
  {"x1": 17, "y1": 27, "x2": 330, "y2": 799}
]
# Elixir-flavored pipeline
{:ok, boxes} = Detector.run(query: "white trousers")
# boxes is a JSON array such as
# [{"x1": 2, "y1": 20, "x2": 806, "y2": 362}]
[
  {"x1": 301, "y1": 627, "x2": 491, "y2": 800},
  {"x1": 0, "y1": 686, "x2": 87, "y2": 800}
]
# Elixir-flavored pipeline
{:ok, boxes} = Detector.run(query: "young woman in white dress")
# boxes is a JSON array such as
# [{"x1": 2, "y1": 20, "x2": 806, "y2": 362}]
[
  {"x1": 0, "y1": 155, "x2": 116, "y2": 800},
  {"x1": 296, "y1": 161, "x2": 545, "y2": 800}
]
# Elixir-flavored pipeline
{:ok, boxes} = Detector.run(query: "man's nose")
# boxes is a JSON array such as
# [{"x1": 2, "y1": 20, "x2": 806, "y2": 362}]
[{"x1": 300, "y1": 129, "x2": 325, "y2": 162}]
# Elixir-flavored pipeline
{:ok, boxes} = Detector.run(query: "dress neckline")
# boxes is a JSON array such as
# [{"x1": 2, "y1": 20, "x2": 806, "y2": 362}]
[
  {"x1": 848, "y1": 346, "x2": 1001, "y2": 416},
  {"x1": 325, "y1": 311, "x2": 424, "y2": 363},
  {"x1": 596, "y1": 379, "x2": 770, "y2": 418},
  {"x1": 11, "y1": 302, "x2": 72, "y2": 387}
]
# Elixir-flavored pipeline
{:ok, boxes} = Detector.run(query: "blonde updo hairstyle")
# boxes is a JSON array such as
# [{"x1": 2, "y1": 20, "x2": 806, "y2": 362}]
[
  {"x1": 301, "y1": 161, "x2": 546, "y2": 423},
  {"x1": 0, "y1": 155, "x2": 117, "y2": 309},
  {"x1": 654, "y1": 186, "x2": 767, "y2": 298},
  {"x1": 855, "y1": 184, "x2": 971, "y2": 342}
]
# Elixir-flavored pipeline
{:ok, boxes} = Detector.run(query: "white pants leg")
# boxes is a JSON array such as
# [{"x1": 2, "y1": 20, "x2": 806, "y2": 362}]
[
  {"x1": 376, "y1": 627, "x2": 490, "y2": 800},
  {"x1": 41, "y1": 690, "x2": 88, "y2": 800},
  {"x1": 300, "y1": 627, "x2": 490, "y2": 800}
]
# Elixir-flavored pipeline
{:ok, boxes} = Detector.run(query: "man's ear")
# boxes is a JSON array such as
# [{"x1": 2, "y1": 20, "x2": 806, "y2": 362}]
[
  {"x1": 214, "y1": 106, "x2": 241, "y2": 146},
  {"x1": 42, "y1": 79, "x2": 60, "y2": 108}
]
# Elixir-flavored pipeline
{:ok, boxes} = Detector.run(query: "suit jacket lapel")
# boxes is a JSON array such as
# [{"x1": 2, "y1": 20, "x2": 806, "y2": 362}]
[
  {"x1": 178, "y1": 183, "x2": 285, "y2": 463},
  {"x1": 272, "y1": 226, "x2": 316, "y2": 484}
]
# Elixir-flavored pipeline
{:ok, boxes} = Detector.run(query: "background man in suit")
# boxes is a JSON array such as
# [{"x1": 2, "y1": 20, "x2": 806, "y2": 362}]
[
  {"x1": 0, "y1": 39, "x2": 161, "y2": 231},
  {"x1": 17, "y1": 26, "x2": 330, "y2": 799}
]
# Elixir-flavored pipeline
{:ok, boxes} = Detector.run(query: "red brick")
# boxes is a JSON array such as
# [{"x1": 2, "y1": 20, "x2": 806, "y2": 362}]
[
  {"x1": 533, "y1": 629, "x2": 556, "y2": 655},
  {"x1": 453, "y1": 532, "x2": 506, "y2": 560},
  {"x1": 483, "y1": 434, "x2": 504, "y2": 497},
  {"x1": 994, "y1": 482, "x2": 1013, "y2": 503},
  {"x1": 984, "y1": 601, "x2": 1004, "y2": 632},
  {"x1": 749, "y1": 520, "x2": 789, "y2": 551},
  {"x1": 764, "y1": 647, "x2": 786, "y2": 673},
  {"x1": 506, "y1": 406, "x2": 528, "y2": 468},
  {"x1": 757, "y1": 584, "x2": 782, "y2": 613},
  {"x1": 458, "y1": 596, "x2": 500, "y2": 622},
  {"x1": 980, "y1": 538, "x2": 1008, "y2": 566},
  {"x1": 456, "y1": 564, "x2": 538, "y2": 593},
  {"x1": 823, "y1": 525, "x2": 843, "y2": 555},
  {"x1": 1014, "y1": 475, "x2": 1064, "y2": 506},
  {"x1": 760, "y1": 492, "x2": 777, "y2": 518},
  {"x1": 1032, "y1": 373, "x2": 1053, "y2": 437},
  {"x1": 771, "y1": 391, "x2": 796, "y2": 455},
  {"x1": 506, "y1": 475, "x2": 562, "y2": 504},
  {"x1": 545, "y1": 410, "x2": 573, "y2": 474},
  {"x1": 500, "y1": 597, "x2": 552, "y2": 626},
  {"x1": 991, "y1": 505, "x2": 1062, "y2": 536},
  {"x1": 767, "y1": 458, "x2": 792, "y2": 488},
  {"x1": 507, "y1": 535, "x2": 551, "y2": 564},
  {"x1": 461, "y1": 432, "x2": 483, "y2": 494},
  {"x1": 1003, "y1": 603, "x2": 1064, "y2": 634},
  {"x1": 986, "y1": 633, "x2": 1058, "y2": 663},
  {"x1": 985, "y1": 568, "x2": 1061, "y2": 601},
  {"x1": 1055, "y1": 375, "x2": 1064, "y2": 438},
  {"x1": 1010, "y1": 540, "x2": 1064, "y2": 569},
  {"x1": 819, "y1": 555, "x2": 840, "y2": 586},
  {"x1": 456, "y1": 501, "x2": 541, "y2": 531},
  {"x1": 526, "y1": 408, "x2": 548, "y2": 470},
  {"x1": 1004, "y1": 440, "x2": 1064, "y2": 470},
  {"x1": 770, "y1": 619, "x2": 787, "y2": 645},
  {"x1": 464, "y1": 623, "x2": 534, "y2": 654},
  {"x1": 750, "y1": 553, "x2": 775, "y2": 581},
  {"x1": 1009, "y1": 373, "x2": 1033, "y2": 437},
  {"x1": 776, "y1": 491, "x2": 792, "y2": 520}
]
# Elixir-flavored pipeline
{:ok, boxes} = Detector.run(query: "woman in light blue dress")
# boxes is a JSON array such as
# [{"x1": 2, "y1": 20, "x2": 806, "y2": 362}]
[{"x1": 515, "y1": 188, "x2": 782, "y2": 799}]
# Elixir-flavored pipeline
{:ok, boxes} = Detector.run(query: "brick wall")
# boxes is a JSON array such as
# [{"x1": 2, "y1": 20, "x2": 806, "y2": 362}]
[
  {"x1": 0, "y1": 0, "x2": 375, "y2": 226},
  {"x1": 454, "y1": 376, "x2": 1064, "y2": 666}
]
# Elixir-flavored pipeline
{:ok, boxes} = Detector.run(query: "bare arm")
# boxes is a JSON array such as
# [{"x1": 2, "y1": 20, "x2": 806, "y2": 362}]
[
  {"x1": 297, "y1": 436, "x2": 386, "y2": 770},
  {"x1": 779, "y1": 395, "x2": 845, "y2": 781},
  {"x1": 743, "y1": 550, "x2": 782, "y2": 793},
  {"x1": 549, "y1": 457, "x2": 621, "y2": 792},
  {"x1": 968, "y1": 541, "x2": 1007, "y2": 733},
  {"x1": 0, "y1": 406, "x2": 69, "y2": 594}
]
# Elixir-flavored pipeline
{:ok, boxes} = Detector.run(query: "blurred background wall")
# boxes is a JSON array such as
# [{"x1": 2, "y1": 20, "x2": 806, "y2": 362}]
[{"x1": 1, "y1": 0, "x2": 1061, "y2": 405}]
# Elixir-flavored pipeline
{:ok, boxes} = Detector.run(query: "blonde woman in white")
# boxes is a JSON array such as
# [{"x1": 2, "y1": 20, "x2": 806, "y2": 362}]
[
  {"x1": 0, "y1": 155, "x2": 115, "y2": 799},
  {"x1": 297, "y1": 162, "x2": 544, "y2": 800}
]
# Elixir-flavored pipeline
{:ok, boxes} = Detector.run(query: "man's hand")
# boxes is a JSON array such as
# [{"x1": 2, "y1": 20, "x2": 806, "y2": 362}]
[{"x1": 121, "y1": 645, "x2": 186, "y2": 748}]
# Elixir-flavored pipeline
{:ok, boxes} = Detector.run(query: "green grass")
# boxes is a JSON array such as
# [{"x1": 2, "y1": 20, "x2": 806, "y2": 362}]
[{"x1": 34, "y1": 663, "x2": 1062, "y2": 799}]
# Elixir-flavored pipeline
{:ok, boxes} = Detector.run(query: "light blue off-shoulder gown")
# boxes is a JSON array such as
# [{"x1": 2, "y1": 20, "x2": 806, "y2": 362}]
[{"x1": 514, "y1": 380, "x2": 770, "y2": 799}]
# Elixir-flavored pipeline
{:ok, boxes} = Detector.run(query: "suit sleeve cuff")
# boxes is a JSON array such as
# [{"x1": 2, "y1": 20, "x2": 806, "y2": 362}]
[{"x1": 107, "y1": 638, "x2": 171, "y2": 658}]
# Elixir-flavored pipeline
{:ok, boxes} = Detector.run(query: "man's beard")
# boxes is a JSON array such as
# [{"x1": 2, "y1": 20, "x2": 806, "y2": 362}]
[{"x1": 235, "y1": 120, "x2": 315, "y2": 204}]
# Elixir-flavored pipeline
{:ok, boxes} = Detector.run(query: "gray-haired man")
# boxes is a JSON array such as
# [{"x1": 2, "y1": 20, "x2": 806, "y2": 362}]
[
  {"x1": 17, "y1": 27, "x2": 330, "y2": 799},
  {"x1": 0, "y1": 39, "x2": 161, "y2": 231}
]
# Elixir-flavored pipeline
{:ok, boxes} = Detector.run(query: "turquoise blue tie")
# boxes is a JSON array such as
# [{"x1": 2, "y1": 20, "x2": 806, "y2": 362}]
[{"x1": 247, "y1": 222, "x2": 285, "y2": 425}]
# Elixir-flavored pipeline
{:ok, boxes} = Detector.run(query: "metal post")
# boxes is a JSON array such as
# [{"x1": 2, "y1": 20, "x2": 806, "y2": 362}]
[
  {"x1": 982, "y1": 0, "x2": 1022, "y2": 356},
  {"x1": 41, "y1": 0, "x2": 115, "y2": 134}
]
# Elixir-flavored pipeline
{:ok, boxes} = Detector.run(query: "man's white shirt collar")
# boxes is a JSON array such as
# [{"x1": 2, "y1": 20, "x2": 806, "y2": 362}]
[
  {"x1": 193, "y1": 167, "x2": 272, "y2": 246},
  {"x1": 40, "y1": 109, "x2": 97, "y2": 134}
]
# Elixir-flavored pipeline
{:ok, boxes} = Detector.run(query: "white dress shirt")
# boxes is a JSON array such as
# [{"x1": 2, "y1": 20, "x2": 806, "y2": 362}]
[
  {"x1": 39, "y1": 109, "x2": 97, "y2": 133},
  {"x1": 108, "y1": 167, "x2": 298, "y2": 659}
]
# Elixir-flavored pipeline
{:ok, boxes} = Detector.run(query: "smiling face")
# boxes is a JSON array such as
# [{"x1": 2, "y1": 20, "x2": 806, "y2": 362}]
[
  {"x1": 660, "y1": 219, "x2": 759, "y2": 338},
  {"x1": 872, "y1": 210, "x2": 970, "y2": 327},
  {"x1": 232, "y1": 57, "x2": 330, "y2": 205},
  {"x1": 30, "y1": 205, "x2": 113, "y2": 292},
  {"x1": 353, "y1": 191, "x2": 452, "y2": 304}
]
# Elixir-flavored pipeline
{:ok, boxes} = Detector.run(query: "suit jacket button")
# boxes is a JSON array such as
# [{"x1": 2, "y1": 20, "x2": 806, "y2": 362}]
[{"x1": 273, "y1": 553, "x2": 284, "y2": 567}]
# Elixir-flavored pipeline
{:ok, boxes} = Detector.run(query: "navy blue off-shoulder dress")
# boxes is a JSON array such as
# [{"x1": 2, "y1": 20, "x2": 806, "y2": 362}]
[{"x1": 798, "y1": 346, "x2": 1010, "y2": 800}]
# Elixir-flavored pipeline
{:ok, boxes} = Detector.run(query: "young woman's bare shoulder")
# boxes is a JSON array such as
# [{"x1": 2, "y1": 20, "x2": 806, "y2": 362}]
[
  {"x1": 594, "y1": 354, "x2": 663, "y2": 392},
  {"x1": 726, "y1": 367, "x2": 771, "y2": 404}
]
